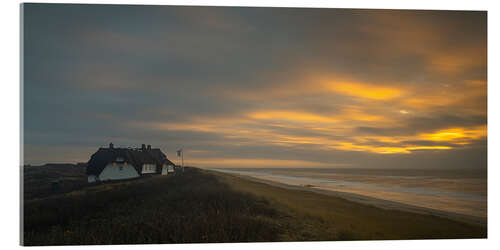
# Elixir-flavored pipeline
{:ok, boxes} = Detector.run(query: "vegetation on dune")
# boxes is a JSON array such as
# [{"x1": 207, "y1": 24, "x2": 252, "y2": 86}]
[
  {"x1": 23, "y1": 167, "x2": 281, "y2": 245},
  {"x1": 23, "y1": 166, "x2": 486, "y2": 246},
  {"x1": 214, "y1": 170, "x2": 487, "y2": 241},
  {"x1": 23, "y1": 164, "x2": 88, "y2": 200}
]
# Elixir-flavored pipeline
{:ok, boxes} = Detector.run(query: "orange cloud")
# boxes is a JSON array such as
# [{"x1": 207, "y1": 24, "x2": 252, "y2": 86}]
[
  {"x1": 331, "y1": 142, "x2": 452, "y2": 154},
  {"x1": 419, "y1": 126, "x2": 486, "y2": 143},
  {"x1": 331, "y1": 142, "x2": 411, "y2": 154},
  {"x1": 248, "y1": 108, "x2": 385, "y2": 125},
  {"x1": 129, "y1": 107, "x2": 485, "y2": 156},
  {"x1": 248, "y1": 110, "x2": 339, "y2": 124},
  {"x1": 328, "y1": 125, "x2": 485, "y2": 154},
  {"x1": 403, "y1": 96, "x2": 456, "y2": 109},
  {"x1": 406, "y1": 146, "x2": 453, "y2": 151},
  {"x1": 465, "y1": 80, "x2": 487, "y2": 86},
  {"x1": 429, "y1": 48, "x2": 486, "y2": 75},
  {"x1": 326, "y1": 82, "x2": 405, "y2": 100},
  {"x1": 186, "y1": 158, "x2": 345, "y2": 168}
]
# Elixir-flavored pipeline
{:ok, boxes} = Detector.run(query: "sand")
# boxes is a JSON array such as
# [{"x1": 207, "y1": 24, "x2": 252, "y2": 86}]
[{"x1": 220, "y1": 170, "x2": 487, "y2": 227}]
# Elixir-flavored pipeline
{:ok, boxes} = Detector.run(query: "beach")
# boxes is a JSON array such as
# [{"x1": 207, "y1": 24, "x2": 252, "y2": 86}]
[{"x1": 207, "y1": 167, "x2": 487, "y2": 226}]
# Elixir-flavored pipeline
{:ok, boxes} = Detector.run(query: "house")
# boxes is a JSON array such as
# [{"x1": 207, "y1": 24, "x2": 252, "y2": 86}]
[{"x1": 86, "y1": 143, "x2": 176, "y2": 183}]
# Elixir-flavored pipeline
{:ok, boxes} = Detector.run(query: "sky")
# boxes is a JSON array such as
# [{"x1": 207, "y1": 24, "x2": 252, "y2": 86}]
[{"x1": 22, "y1": 4, "x2": 487, "y2": 169}]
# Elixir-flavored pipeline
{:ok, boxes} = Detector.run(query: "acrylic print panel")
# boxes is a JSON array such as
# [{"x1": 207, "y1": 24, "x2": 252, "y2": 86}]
[{"x1": 21, "y1": 3, "x2": 487, "y2": 246}]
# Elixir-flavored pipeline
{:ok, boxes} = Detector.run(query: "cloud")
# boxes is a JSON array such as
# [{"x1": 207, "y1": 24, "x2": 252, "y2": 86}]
[
  {"x1": 22, "y1": 4, "x2": 487, "y2": 169},
  {"x1": 325, "y1": 81, "x2": 405, "y2": 100},
  {"x1": 187, "y1": 158, "x2": 348, "y2": 168}
]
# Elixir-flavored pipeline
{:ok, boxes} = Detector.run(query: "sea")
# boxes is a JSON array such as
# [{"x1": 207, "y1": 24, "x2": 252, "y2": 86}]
[{"x1": 209, "y1": 167, "x2": 487, "y2": 218}]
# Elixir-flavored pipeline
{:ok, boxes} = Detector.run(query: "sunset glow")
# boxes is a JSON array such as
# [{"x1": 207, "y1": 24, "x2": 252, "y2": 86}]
[
  {"x1": 23, "y1": 6, "x2": 486, "y2": 169},
  {"x1": 328, "y1": 82, "x2": 405, "y2": 100},
  {"x1": 420, "y1": 127, "x2": 486, "y2": 143}
]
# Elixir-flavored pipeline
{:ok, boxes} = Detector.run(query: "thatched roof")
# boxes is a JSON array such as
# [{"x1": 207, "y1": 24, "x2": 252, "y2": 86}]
[{"x1": 86, "y1": 146, "x2": 175, "y2": 175}]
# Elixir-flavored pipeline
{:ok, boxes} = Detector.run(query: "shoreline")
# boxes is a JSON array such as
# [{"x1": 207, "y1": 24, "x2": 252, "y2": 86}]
[{"x1": 208, "y1": 169, "x2": 486, "y2": 227}]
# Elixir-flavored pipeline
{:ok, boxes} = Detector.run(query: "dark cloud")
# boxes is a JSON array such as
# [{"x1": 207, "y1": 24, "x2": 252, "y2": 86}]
[
  {"x1": 22, "y1": 4, "x2": 486, "y2": 168},
  {"x1": 355, "y1": 113, "x2": 486, "y2": 136}
]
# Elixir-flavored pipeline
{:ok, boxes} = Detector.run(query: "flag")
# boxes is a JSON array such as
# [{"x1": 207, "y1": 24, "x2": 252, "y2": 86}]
[{"x1": 176, "y1": 149, "x2": 182, "y2": 157}]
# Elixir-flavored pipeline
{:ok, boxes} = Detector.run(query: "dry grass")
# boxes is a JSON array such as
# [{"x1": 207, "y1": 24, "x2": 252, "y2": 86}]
[
  {"x1": 23, "y1": 168, "x2": 281, "y2": 245},
  {"x1": 23, "y1": 166, "x2": 486, "y2": 246},
  {"x1": 212, "y1": 169, "x2": 487, "y2": 241}
]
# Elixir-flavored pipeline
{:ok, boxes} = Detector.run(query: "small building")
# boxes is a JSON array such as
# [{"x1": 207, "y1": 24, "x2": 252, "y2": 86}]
[{"x1": 86, "y1": 143, "x2": 176, "y2": 183}]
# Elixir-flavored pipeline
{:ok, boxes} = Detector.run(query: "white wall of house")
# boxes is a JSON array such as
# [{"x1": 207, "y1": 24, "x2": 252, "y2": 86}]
[
  {"x1": 161, "y1": 164, "x2": 168, "y2": 175},
  {"x1": 168, "y1": 164, "x2": 175, "y2": 172},
  {"x1": 88, "y1": 175, "x2": 97, "y2": 183},
  {"x1": 141, "y1": 163, "x2": 156, "y2": 174},
  {"x1": 161, "y1": 164, "x2": 175, "y2": 175},
  {"x1": 98, "y1": 162, "x2": 140, "y2": 181}
]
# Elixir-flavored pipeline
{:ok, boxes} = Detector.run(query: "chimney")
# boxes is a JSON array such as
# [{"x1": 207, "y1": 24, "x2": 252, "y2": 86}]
[
  {"x1": 147, "y1": 145, "x2": 151, "y2": 150},
  {"x1": 141, "y1": 144, "x2": 146, "y2": 150},
  {"x1": 109, "y1": 142, "x2": 114, "y2": 149}
]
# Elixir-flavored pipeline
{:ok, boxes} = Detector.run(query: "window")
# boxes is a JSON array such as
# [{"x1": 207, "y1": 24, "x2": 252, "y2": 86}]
[{"x1": 143, "y1": 164, "x2": 155, "y2": 172}]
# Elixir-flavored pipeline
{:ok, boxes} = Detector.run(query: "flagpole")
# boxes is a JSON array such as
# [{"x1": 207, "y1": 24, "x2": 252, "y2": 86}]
[{"x1": 177, "y1": 147, "x2": 184, "y2": 173}]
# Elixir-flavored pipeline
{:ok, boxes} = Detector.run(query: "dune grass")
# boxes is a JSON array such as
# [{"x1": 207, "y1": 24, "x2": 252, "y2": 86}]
[
  {"x1": 23, "y1": 167, "x2": 281, "y2": 245},
  {"x1": 23, "y1": 167, "x2": 486, "y2": 245},
  {"x1": 23, "y1": 164, "x2": 88, "y2": 200},
  {"x1": 213, "y1": 169, "x2": 487, "y2": 241}
]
